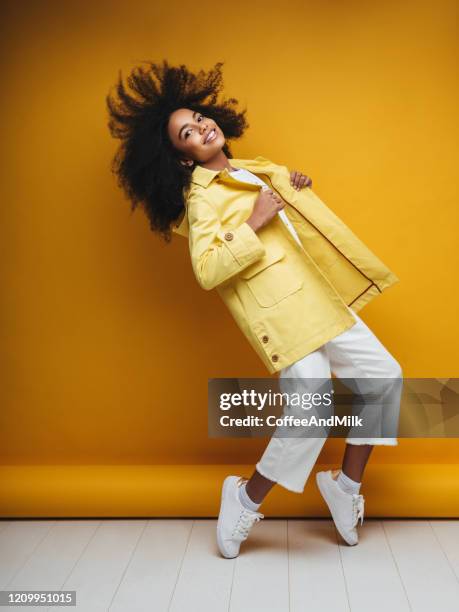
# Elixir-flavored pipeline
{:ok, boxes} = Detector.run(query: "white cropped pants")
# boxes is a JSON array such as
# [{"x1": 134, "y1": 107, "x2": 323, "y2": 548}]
[{"x1": 255, "y1": 307, "x2": 403, "y2": 493}]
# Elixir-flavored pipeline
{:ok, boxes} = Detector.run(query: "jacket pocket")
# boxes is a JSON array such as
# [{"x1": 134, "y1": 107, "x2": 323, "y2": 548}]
[{"x1": 240, "y1": 243, "x2": 303, "y2": 307}]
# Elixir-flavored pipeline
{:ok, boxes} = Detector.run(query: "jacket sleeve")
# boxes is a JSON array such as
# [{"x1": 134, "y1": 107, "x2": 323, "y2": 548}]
[{"x1": 187, "y1": 188, "x2": 266, "y2": 291}]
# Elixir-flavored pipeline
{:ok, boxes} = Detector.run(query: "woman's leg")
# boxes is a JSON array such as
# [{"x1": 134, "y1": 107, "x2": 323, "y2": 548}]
[
  {"x1": 325, "y1": 307, "x2": 403, "y2": 482},
  {"x1": 245, "y1": 469, "x2": 277, "y2": 504},
  {"x1": 245, "y1": 345, "x2": 333, "y2": 502},
  {"x1": 340, "y1": 443, "x2": 373, "y2": 482},
  {"x1": 311, "y1": 307, "x2": 402, "y2": 546}
]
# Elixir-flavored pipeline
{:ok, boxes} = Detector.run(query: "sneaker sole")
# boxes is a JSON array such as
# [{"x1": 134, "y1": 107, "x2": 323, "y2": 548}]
[
  {"x1": 216, "y1": 476, "x2": 238, "y2": 559},
  {"x1": 316, "y1": 472, "x2": 358, "y2": 546}
]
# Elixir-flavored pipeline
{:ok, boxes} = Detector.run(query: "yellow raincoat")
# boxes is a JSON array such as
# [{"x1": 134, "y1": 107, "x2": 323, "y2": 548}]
[{"x1": 172, "y1": 155, "x2": 399, "y2": 374}]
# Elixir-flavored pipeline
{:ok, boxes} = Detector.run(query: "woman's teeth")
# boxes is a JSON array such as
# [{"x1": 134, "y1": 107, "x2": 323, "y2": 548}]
[{"x1": 206, "y1": 129, "x2": 216, "y2": 143}]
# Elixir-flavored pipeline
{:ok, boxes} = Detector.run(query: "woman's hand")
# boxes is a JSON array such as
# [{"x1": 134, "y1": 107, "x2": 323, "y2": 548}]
[
  {"x1": 246, "y1": 189, "x2": 286, "y2": 232},
  {"x1": 290, "y1": 170, "x2": 312, "y2": 191}
]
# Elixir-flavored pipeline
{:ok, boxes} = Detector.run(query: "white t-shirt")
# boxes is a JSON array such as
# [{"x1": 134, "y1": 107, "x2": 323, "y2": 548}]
[{"x1": 228, "y1": 167, "x2": 303, "y2": 248}]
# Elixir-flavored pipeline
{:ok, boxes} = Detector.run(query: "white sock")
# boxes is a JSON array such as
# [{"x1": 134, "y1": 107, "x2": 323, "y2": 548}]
[
  {"x1": 238, "y1": 482, "x2": 261, "y2": 511},
  {"x1": 336, "y1": 470, "x2": 361, "y2": 495}
]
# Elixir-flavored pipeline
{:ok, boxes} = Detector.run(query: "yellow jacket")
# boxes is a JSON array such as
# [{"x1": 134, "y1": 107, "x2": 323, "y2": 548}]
[{"x1": 172, "y1": 155, "x2": 399, "y2": 374}]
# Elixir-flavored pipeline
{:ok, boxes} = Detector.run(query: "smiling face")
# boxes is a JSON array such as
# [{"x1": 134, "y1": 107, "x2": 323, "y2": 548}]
[{"x1": 167, "y1": 108, "x2": 225, "y2": 167}]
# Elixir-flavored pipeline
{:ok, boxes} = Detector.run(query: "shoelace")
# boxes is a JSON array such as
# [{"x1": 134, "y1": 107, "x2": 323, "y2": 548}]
[
  {"x1": 232, "y1": 508, "x2": 264, "y2": 541},
  {"x1": 352, "y1": 494, "x2": 365, "y2": 526}
]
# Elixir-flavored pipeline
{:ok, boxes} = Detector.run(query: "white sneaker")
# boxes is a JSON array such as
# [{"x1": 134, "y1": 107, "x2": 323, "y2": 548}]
[
  {"x1": 316, "y1": 469, "x2": 365, "y2": 546},
  {"x1": 216, "y1": 475, "x2": 264, "y2": 558}
]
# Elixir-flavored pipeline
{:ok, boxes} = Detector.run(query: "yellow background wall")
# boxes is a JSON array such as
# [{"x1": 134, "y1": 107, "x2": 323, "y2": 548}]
[{"x1": 1, "y1": 0, "x2": 458, "y2": 515}]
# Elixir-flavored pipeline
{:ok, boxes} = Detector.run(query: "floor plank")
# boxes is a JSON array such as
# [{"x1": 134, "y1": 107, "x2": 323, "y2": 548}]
[
  {"x1": 0, "y1": 521, "x2": 56, "y2": 589},
  {"x1": 168, "y1": 520, "x2": 235, "y2": 612},
  {"x1": 383, "y1": 520, "x2": 459, "y2": 612},
  {"x1": 288, "y1": 519, "x2": 350, "y2": 612},
  {"x1": 5, "y1": 520, "x2": 100, "y2": 612},
  {"x1": 229, "y1": 519, "x2": 289, "y2": 612},
  {"x1": 339, "y1": 520, "x2": 410, "y2": 612},
  {"x1": 430, "y1": 520, "x2": 459, "y2": 581},
  {"x1": 109, "y1": 519, "x2": 192, "y2": 612},
  {"x1": 49, "y1": 520, "x2": 146, "y2": 612}
]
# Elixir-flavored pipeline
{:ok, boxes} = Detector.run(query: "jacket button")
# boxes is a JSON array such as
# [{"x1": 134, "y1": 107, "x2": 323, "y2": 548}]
[
  {"x1": 262, "y1": 335, "x2": 269, "y2": 344},
  {"x1": 271, "y1": 354, "x2": 279, "y2": 363},
  {"x1": 224, "y1": 232, "x2": 234, "y2": 241}
]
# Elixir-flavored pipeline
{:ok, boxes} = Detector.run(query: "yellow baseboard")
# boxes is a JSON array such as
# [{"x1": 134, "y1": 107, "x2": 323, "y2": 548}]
[{"x1": 0, "y1": 464, "x2": 458, "y2": 518}]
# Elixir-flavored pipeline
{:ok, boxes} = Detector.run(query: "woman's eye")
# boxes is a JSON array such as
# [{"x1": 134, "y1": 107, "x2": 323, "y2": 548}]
[{"x1": 185, "y1": 116, "x2": 204, "y2": 138}]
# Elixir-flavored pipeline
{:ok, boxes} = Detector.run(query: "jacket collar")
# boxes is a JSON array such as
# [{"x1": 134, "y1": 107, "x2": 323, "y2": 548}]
[
  {"x1": 189, "y1": 155, "x2": 274, "y2": 188},
  {"x1": 172, "y1": 155, "x2": 276, "y2": 238}
]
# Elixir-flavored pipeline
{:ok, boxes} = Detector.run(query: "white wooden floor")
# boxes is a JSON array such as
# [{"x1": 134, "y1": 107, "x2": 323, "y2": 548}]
[{"x1": 0, "y1": 518, "x2": 458, "y2": 611}]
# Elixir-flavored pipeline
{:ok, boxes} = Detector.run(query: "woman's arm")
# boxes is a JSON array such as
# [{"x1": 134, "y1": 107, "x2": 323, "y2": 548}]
[{"x1": 187, "y1": 188, "x2": 266, "y2": 291}]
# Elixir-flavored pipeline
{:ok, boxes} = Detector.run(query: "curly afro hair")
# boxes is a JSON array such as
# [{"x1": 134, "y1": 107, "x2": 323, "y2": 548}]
[{"x1": 106, "y1": 59, "x2": 249, "y2": 242}]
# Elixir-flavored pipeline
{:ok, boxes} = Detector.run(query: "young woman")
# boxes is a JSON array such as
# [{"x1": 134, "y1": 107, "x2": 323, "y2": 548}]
[{"x1": 106, "y1": 60, "x2": 403, "y2": 559}]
